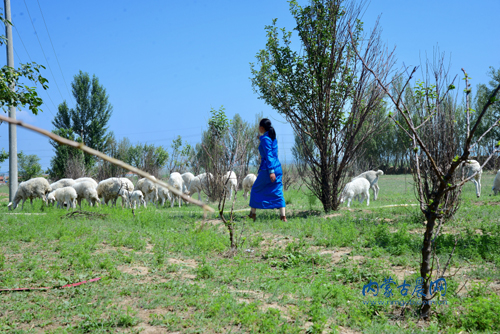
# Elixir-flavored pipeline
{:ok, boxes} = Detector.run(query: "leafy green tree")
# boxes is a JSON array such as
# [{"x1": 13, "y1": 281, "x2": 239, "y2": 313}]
[
  {"x1": 165, "y1": 136, "x2": 193, "y2": 174},
  {"x1": 48, "y1": 128, "x2": 84, "y2": 180},
  {"x1": 128, "y1": 143, "x2": 169, "y2": 178},
  {"x1": 49, "y1": 71, "x2": 113, "y2": 177},
  {"x1": 18, "y1": 151, "x2": 42, "y2": 181},
  {"x1": 70, "y1": 71, "x2": 113, "y2": 167},
  {"x1": 250, "y1": 0, "x2": 393, "y2": 212},
  {"x1": 0, "y1": 149, "x2": 8, "y2": 163}
]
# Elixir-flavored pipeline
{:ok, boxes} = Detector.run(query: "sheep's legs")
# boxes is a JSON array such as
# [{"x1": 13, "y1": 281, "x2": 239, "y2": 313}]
[
  {"x1": 373, "y1": 184, "x2": 379, "y2": 201},
  {"x1": 472, "y1": 179, "x2": 481, "y2": 198}
]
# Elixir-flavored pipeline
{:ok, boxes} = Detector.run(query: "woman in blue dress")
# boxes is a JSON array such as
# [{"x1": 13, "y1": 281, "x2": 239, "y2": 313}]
[{"x1": 248, "y1": 118, "x2": 287, "y2": 222}]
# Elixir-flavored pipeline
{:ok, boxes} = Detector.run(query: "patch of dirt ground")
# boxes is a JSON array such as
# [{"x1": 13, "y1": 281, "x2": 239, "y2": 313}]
[{"x1": 117, "y1": 265, "x2": 148, "y2": 275}]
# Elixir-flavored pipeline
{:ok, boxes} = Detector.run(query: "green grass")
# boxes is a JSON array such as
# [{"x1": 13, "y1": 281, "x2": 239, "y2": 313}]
[{"x1": 0, "y1": 174, "x2": 499, "y2": 333}]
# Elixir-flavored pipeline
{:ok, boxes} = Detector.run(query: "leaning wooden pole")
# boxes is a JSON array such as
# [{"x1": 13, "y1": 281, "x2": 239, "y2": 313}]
[{"x1": 0, "y1": 114, "x2": 214, "y2": 213}]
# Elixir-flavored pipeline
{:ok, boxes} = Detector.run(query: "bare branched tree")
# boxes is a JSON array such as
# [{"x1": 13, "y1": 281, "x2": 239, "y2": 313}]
[
  {"x1": 351, "y1": 38, "x2": 500, "y2": 318},
  {"x1": 201, "y1": 107, "x2": 252, "y2": 251},
  {"x1": 251, "y1": 0, "x2": 395, "y2": 212},
  {"x1": 281, "y1": 163, "x2": 300, "y2": 191},
  {"x1": 64, "y1": 155, "x2": 88, "y2": 179}
]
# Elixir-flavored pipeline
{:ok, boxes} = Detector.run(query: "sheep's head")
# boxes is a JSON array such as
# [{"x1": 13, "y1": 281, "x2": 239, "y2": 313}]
[{"x1": 339, "y1": 194, "x2": 345, "y2": 203}]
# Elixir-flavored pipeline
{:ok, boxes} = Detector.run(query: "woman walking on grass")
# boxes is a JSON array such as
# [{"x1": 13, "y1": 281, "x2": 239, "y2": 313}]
[{"x1": 248, "y1": 118, "x2": 287, "y2": 222}]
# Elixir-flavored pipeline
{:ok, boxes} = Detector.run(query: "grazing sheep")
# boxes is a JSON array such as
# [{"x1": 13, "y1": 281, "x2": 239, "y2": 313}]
[
  {"x1": 136, "y1": 177, "x2": 158, "y2": 206},
  {"x1": 168, "y1": 172, "x2": 186, "y2": 208},
  {"x1": 352, "y1": 170, "x2": 384, "y2": 201},
  {"x1": 8, "y1": 177, "x2": 52, "y2": 210},
  {"x1": 340, "y1": 178, "x2": 370, "y2": 208},
  {"x1": 74, "y1": 177, "x2": 98, "y2": 188},
  {"x1": 463, "y1": 160, "x2": 482, "y2": 198},
  {"x1": 223, "y1": 171, "x2": 238, "y2": 200},
  {"x1": 128, "y1": 190, "x2": 146, "y2": 209},
  {"x1": 54, "y1": 186, "x2": 78, "y2": 210},
  {"x1": 493, "y1": 170, "x2": 500, "y2": 195},
  {"x1": 97, "y1": 178, "x2": 129, "y2": 207},
  {"x1": 157, "y1": 185, "x2": 172, "y2": 207},
  {"x1": 119, "y1": 177, "x2": 134, "y2": 191},
  {"x1": 47, "y1": 191, "x2": 56, "y2": 207},
  {"x1": 181, "y1": 172, "x2": 195, "y2": 192},
  {"x1": 186, "y1": 172, "x2": 213, "y2": 202},
  {"x1": 72, "y1": 181, "x2": 100, "y2": 208},
  {"x1": 242, "y1": 174, "x2": 257, "y2": 200},
  {"x1": 50, "y1": 178, "x2": 76, "y2": 191}
]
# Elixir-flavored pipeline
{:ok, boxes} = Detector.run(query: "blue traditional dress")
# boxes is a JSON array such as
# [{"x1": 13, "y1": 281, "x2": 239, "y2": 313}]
[{"x1": 249, "y1": 131, "x2": 286, "y2": 209}]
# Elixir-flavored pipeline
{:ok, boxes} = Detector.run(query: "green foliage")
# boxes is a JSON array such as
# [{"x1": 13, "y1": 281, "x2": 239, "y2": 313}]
[
  {"x1": 165, "y1": 135, "x2": 192, "y2": 174},
  {"x1": 17, "y1": 151, "x2": 42, "y2": 181},
  {"x1": 127, "y1": 142, "x2": 169, "y2": 177},
  {"x1": 49, "y1": 71, "x2": 113, "y2": 176},
  {"x1": 0, "y1": 62, "x2": 48, "y2": 115},
  {"x1": 0, "y1": 149, "x2": 7, "y2": 163},
  {"x1": 208, "y1": 106, "x2": 231, "y2": 139},
  {"x1": 48, "y1": 127, "x2": 84, "y2": 179}
]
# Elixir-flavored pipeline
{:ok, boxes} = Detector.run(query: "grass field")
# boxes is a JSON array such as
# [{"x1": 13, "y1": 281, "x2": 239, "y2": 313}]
[{"x1": 0, "y1": 174, "x2": 500, "y2": 333}]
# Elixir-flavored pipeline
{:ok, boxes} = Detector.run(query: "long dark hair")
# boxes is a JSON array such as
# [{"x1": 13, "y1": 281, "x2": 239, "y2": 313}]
[{"x1": 260, "y1": 118, "x2": 276, "y2": 141}]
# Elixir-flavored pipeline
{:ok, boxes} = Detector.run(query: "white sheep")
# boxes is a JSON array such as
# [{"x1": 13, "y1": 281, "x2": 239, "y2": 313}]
[
  {"x1": 352, "y1": 170, "x2": 384, "y2": 201},
  {"x1": 8, "y1": 177, "x2": 52, "y2": 210},
  {"x1": 49, "y1": 178, "x2": 76, "y2": 191},
  {"x1": 72, "y1": 181, "x2": 100, "y2": 208},
  {"x1": 181, "y1": 172, "x2": 195, "y2": 192},
  {"x1": 97, "y1": 178, "x2": 129, "y2": 207},
  {"x1": 223, "y1": 171, "x2": 238, "y2": 200},
  {"x1": 119, "y1": 177, "x2": 134, "y2": 191},
  {"x1": 168, "y1": 172, "x2": 186, "y2": 208},
  {"x1": 463, "y1": 160, "x2": 482, "y2": 198},
  {"x1": 492, "y1": 170, "x2": 500, "y2": 195},
  {"x1": 128, "y1": 190, "x2": 146, "y2": 209},
  {"x1": 242, "y1": 173, "x2": 257, "y2": 200},
  {"x1": 136, "y1": 177, "x2": 158, "y2": 206},
  {"x1": 186, "y1": 172, "x2": 213, "y2": 202},
  {"x1": 54, "y1": 186, "x2": 78, "y2": 210},
  {"x1": 74, "y1": 177, "x2": 98, "y2": 189},
  {"x1": 340, "y1": 178, "x2": 370, "y2": 208},
  {"x1": 47, "y1": 191, "x2": 56, "y2": 207},
  {"x1": 157, "y1": 185, "x2": 172, "y2": 207}
]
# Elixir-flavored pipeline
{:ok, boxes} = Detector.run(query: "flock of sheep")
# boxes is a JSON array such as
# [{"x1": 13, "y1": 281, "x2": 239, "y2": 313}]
[
  {"x1": 340, "y1": 159, "x2": 489, "y2": 207},
  {"x1": 7, "y1": 171, "x2": 259, "y2": 211},
  {"x1": 6, "y1": 159, "x2": 496, "y2": 211}
]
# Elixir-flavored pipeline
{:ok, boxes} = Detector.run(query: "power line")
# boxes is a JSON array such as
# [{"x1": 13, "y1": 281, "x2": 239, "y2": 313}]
[
  {"x1": 35, "y1": 0, "x2": 72, "y2": 100},
  {"x1": 13, "y1": 25, "x2": 33, "y2": 62},
  {"x1": 14, "y1": 12, "x2": 58, "y2": 114},
  {"x1": 22, "y1": 0, "x2": 65, "y2": 102},
  {"x1": 12, "y1": 27, "x2": 55, "y2": 117}
]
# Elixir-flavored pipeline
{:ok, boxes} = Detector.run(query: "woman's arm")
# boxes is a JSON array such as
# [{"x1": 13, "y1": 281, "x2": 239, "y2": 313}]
[{"x1": 261, "y1": 136, "x2": 277, "y2": 182}]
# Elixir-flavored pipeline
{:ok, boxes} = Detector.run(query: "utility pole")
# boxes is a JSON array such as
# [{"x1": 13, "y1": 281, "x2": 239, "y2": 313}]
[{"x1": 4, "y1": 0, "x2": 17, "y2": 201}]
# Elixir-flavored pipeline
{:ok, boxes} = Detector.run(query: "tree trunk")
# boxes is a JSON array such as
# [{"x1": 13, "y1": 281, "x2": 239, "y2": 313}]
[
  {"x1": 320, "y1": 153, "x2": 333, "y2": 212},
  {"x1": 420, "y1": 204, "x2": 438, "y2": 319}
]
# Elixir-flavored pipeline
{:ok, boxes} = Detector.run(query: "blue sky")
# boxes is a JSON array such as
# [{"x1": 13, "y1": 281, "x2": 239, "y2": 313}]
[{"x1": 0, "y1": 0, "x2": 499, "y2": 172}]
